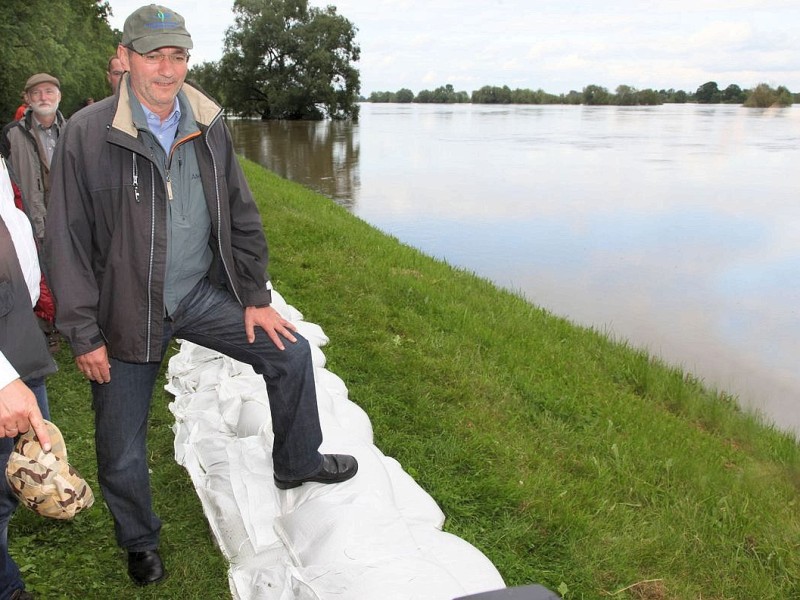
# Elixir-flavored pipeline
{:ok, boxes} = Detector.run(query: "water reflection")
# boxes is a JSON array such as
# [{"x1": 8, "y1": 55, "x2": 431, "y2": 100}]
[
  {"x1": 226, "y1": 118, "x2": 360, "y2": 209},
  {"x1": 229, "y1": 104, "x2": 800, "y2": 438}
]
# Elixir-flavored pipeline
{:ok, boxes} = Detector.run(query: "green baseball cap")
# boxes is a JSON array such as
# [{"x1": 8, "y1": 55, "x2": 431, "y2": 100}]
[{"x1": 122, "y1": 4, "x2": 193, "y2": 54}]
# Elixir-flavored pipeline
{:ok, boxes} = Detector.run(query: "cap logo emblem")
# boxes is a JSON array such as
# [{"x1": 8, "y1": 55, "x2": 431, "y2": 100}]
[{"x1": 145, "y1": 9, "x2": 179, "y2": 30}]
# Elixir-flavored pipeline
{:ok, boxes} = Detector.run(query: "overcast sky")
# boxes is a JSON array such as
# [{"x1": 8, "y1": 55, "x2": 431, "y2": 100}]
[{"x1": 107, "y1": 0, "x2": 800, "y2": 95}]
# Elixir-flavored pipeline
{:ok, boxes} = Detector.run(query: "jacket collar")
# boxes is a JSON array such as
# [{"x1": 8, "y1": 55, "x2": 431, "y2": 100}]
[
  {"x1": 111, "y1": 72, "x2": 222, "y2": 138},
  {"x1": 22, "y1": 108, "x2": 65, "y2": 133}
]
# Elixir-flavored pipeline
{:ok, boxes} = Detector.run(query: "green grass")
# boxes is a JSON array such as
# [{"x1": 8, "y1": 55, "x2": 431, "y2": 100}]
[
  {"x1": 12, "y1": 345, "x2": 230, "y2": 599},
  {"x1": 12, "y1": 159, "x2": 800, "y2": 599}
]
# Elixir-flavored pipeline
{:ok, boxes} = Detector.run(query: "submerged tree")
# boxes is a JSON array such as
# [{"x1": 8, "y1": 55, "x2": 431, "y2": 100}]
[
  {"x1": 744, "y1": 83, "x2": 793, "y2": 108},
  {"x1": 721, "y1": 83, "x2": 746, "y2": 104},
  {"x1": 367, "y1": 88, "x2": 414, "y2": 103},
  {"x1": 695, "y1": 81, "x2": 721, "y2": 103},
  {"x1": 218, "y1": 0, "x2": 360, "y2": 120},
  {"x1": 471, "y1": 85, "x2": 513, "y2": 104},
  {"x1": 415, "y1": 84, "x2": 469, "y2": 104},
  {"x1": 582, "y1": 84, "x2": 611, "y2": 105}
]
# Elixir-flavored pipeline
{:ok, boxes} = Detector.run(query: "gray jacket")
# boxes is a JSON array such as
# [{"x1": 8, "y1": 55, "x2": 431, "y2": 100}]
[
  {"x1": 0, "y1": 109, "x2": 66, "y2": 241},
  {"x1": 45, "y1": 75, "x2": 272, "y2": 362},
  {"x1": 0, "y1": 215, "x2": 56, "y2": 381}
]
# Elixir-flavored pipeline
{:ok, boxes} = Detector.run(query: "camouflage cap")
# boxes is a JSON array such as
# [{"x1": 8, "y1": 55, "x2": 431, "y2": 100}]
[
  {"x1": 122, "y1": 4, "x2": 193, "y2": 54},
  {"x1": 6, "y1": 420, "x2": 94, "y2": 520}
]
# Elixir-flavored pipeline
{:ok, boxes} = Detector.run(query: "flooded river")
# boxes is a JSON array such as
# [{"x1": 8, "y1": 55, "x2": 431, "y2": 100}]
[{"x1": 228, "y1": 102, "x2": 800, "y2": 437}]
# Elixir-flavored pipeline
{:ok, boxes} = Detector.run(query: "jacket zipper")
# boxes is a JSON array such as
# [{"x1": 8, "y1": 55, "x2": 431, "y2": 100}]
[
  {"x1": 165, "y1": 133, "x2": 200, "y2": 201},
  {"x1": 132, "y1": 154, "x2": 140, "y2": 202},
  {"x1": 165, "y1": 171, "x2": 173, "y2": 200},
  {"x1": 146, "y1": 161, "x2": 156, "y2": 362}
]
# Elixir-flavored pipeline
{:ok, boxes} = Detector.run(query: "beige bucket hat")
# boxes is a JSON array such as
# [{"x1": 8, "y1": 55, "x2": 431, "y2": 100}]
[{"x1": 6, "y1": 420, "x2": 94, "y2": 520}]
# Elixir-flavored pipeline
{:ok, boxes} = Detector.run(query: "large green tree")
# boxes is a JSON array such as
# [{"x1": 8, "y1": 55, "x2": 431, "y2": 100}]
[
  {"x1": 582, "y1": 84, "x2": 610, "y2": 105},
  {"x1": 216, "y1": 0, "x2": 360, "y2": 120},
  {"x1": 695, "y1": 81, "x2": 721, "y2": 103},
  {"x1": 0, "y1": 0, "x2": 118, "y2": 120},
  {"x1": 721, "y1": 83, "x2": 746, "y2": 104}
]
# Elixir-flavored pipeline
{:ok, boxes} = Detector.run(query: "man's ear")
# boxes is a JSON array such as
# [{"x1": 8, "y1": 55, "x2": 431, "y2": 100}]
[{"x1": 117, "y1": 45, "x2": 130, "y2": 71}]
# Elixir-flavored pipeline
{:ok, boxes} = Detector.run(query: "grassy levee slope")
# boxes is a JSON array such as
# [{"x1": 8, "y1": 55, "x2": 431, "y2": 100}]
[
  {"x1": 241, "y1": 160, "x2": 799, "y2": 600},
  {"x1": 12, "y1": 158, "x2": 799, "y2": 600}
]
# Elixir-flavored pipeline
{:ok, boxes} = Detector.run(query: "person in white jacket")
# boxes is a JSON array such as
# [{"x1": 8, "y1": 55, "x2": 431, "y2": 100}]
[{"x1": 0, "y1": 154, "x2": 52, "y2": 600}]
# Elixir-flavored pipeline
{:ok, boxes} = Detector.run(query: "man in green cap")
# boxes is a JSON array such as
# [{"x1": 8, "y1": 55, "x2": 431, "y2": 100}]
[{"x1": 45, "y1": 2, "x2": 358, "y2": 588}]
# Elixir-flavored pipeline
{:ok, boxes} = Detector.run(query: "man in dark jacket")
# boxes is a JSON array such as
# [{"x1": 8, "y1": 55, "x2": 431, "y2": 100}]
[
  {"x1": 0, "y1": 154, "x2": 53, "y2": 600},
  {"x1": 45, "y1": 3, "x2": 358, "y2": 587}
]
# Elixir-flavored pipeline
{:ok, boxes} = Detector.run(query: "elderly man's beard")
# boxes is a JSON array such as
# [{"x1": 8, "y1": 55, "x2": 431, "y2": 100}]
[{"x1": 31, "y1": 101, "x2": 58, "y2": 118}]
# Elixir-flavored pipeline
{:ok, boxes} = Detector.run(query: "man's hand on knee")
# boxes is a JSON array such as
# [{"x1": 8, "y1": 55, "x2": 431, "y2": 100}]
[{"x1": 244, "y1": 305, "x2": 297, "y2": 350}]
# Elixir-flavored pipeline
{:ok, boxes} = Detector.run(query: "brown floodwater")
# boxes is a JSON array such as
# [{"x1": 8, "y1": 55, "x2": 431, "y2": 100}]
[{"x1": 227, "y1": 103, "x2": 800, "y2": 438}]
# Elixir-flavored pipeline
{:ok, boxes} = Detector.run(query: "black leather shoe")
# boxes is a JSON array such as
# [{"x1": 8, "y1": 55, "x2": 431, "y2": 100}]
[
  {"x1": 127, "y1": 549, "x2": 166, "y2": 586},
  {"x1": 274, "y1": 453, "x2": 358, "y2": 489}
]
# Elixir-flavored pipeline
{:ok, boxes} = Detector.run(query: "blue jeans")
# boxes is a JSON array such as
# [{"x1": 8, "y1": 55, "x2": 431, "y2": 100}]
[
  {"x1": 0, "y1": 377, "x2": 49, "y2": 599},
  {"x1": 92, "y1": 278, "x2": 323, "y2": 551}
]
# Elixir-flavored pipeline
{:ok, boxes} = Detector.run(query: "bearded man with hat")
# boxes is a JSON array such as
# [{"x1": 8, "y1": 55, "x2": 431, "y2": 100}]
[
  {"x1": 0, "y1": 73, "x2": 66, "y2": 247},
  {"x1": 45, "y1": 3, "x2": 359, "y2": 587},
  {"x1": 0, "y1": 73, "x2": 65, "y2": 355}
]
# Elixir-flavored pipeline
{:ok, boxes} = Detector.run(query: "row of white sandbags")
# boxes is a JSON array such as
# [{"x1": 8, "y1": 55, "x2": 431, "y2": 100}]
[{"x1": 165, "y1": 289, "x2": 506, "y2": 600}]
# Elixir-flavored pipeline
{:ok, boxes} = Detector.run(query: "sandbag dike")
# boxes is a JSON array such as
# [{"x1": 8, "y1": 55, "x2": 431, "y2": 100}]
[{"x1": 165, "y1": 287, "x2": 506, "y2": 600}]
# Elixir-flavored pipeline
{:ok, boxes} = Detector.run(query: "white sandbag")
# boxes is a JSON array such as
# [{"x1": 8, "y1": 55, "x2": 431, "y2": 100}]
[
  {"x1": 175, "y1": 425, "x2": 230, "y2": 469},
  {"x1": 194, "y1": 360, "x2": 229, "y2": 392},
  {"x1": 409, "y1": 526, "x2": 506, "y2": 594},
  {"x1": 274, "y1": 491, "x2": 418, "y2": 566},
  {"x1": 169, "y1": 390, "x2": 229, "y2": 426},
  {"x1": 216, "y1": 377, "x2": 266, "y2": 432},
  {"x1": 325, "y1": 399, "x2": 373, "y2": 444},
  {"x1": 231, "y1": 561, "x2": 321, "y2": 600},
  {"x1": 197, "y1": 482, "x2": 256, "y2": 560},
  {"x1": 308, "y1": 343, "x2": 327, "y2": 368},
  {"x1": 237, "y1": 396, "x2": 271, "y2": 438},
  {"x1": 166, "y1": 289, "x2": 507, "y2": 600},
  {"x1": 296, "y1": 555, "x2": 469, "y2": 600},
  {"x1": 276, "y1": 444, "x2": 395, "y2": 517},
  {"x1": 227, "y1": 439, "x2": 282, "y2": 551},
  {"x1": 218, "y1": 375, "x2": 269, "y2": 403},
  {"x1": 314, "y1": 369, "x2": 349, "y2": 403},
  {"x1": 382, "y1": 456, "x2": 446, "y2": 529},
  {"x1": 179, "y1": 445, "x2": 255, "y2": 561},
  {"x1": 294, "y1": 321, "x2": 329, "y2": 348}
]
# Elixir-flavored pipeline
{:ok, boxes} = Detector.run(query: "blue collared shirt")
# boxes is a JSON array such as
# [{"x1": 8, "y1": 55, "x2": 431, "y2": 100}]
[{"x1": 141, "y1": 98, "x2": 181, "y2": 155}]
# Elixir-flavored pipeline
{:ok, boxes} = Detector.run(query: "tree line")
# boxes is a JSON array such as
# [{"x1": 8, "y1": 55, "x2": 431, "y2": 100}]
[
  {"x1": 2, "y1": 0, "x2": 362, "y2": 122},
  {"x1": 1, "y1": 0, "x2": 118, "y2": 120},
  {"x1": 2, "y1": 0, "x2": 794, "y2": 123},
  {"x1": 367, "y1": 82, "x2": 796, "y2": 108}
]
